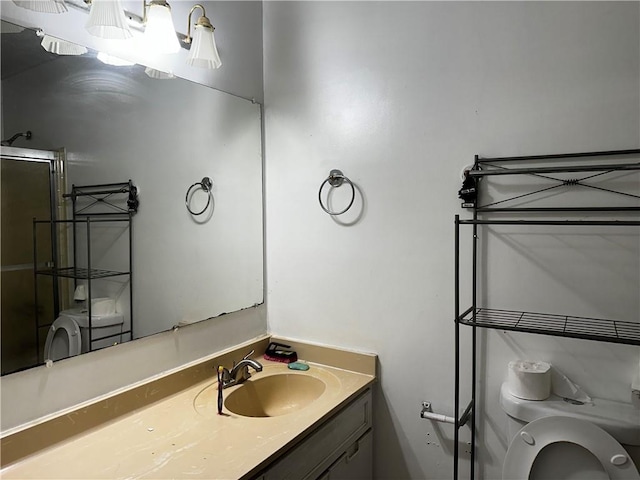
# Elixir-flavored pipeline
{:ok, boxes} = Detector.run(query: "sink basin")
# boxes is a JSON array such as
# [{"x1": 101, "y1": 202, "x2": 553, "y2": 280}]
[
  {"x1": 224, "y1": 373, "x2": 326, "y2": 417},
  {"x1": 193, "y1": 364, "x2": 341, "y2": 419}
]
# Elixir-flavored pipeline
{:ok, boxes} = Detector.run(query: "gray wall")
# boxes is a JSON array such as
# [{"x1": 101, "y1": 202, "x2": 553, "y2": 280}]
[
  {"x1": 2, "y1": 4, "x2": 639, "y2": 479},
  {"x1": 263, "y1": 2, "x2": 640, "y2": 478}
]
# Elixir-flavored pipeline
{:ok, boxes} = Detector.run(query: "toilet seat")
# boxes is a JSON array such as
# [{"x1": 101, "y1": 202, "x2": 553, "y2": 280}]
[
  {"x1": 44, "y1": 316, "x2": 81, "y2": 361},
  {"x1": 503, "y1": 416, "x2": 640, "y2": 479}
]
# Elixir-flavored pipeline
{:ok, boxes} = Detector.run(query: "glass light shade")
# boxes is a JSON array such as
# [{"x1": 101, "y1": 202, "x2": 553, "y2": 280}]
[
  {"x1": 97, "y1": 52, "x2": 136, "y2": 66},
  {"x1": 144, "y1": 67, "x2": 175, "y2": 80},
  {"x1": 186, "y1": 24, "x2": 221, "y2": 69},
  {"x1": 41, "y1": 35, "x2": 88, "y2": 56},
  {"x1": 144, "y1": 3, "x2": 180, "y2": 54},
  {"x1": 12, "y1": 0, "x2": 67, "y2": 14},
  {"x1": 85, "y1": 0, "x2": 132, "y2": 40}
]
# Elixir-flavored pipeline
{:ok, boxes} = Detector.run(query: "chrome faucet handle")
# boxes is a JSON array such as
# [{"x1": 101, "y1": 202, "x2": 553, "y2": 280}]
[
  {"x1": 242, "y1": 349, "x2": 255, "y2": 360},
  {"x1": 219, "y1": 351, "x2": 263, "y2": 389},
  {"x1": 231, "y1": 350, "x2": 254, "y2": 368},
  {"x1": 236, "y1": 350, "x2": 255, "y2": 379}
]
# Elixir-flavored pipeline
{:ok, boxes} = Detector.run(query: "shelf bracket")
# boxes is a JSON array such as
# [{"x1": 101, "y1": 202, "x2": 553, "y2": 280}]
[{"x1": 458, "y1": 400, "x2": 473, "y2": 427}]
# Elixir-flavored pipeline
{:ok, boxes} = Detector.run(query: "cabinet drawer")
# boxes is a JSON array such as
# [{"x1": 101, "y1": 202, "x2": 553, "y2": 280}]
[
  {"x1": 317, "y1": 429, "x2": 373, "y2": 480},
  {"x1": 262, "y1": 388, "x2": 372, "y2": 480}
]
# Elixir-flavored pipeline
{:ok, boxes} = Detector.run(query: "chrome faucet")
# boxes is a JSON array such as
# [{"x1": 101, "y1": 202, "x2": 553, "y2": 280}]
[{"x1": 219, "y1": 350, "x2": 263, "y2": 389}]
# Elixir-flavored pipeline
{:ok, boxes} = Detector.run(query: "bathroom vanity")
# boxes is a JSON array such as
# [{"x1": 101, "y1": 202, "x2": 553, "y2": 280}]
[{"x1": 0, "y1": 336, "x2": 376, "y2": 479}]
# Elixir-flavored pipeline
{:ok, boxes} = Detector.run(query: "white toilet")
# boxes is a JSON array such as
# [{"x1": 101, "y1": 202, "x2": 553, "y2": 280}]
[
  {"x1": 44, "y1": 298, "x2": 124, "y2": 361},
  {"x1": 501, "y1": 383, "x2": 640, "y2": 479}
]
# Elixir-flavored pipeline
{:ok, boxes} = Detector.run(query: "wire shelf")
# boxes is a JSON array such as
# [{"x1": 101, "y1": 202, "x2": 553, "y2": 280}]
[
  {"x1": 35, "y1": 267, "x2": 130, "y2": 279},
  {"x1": 458, "y1": 307, "x2": 640, "y2": 346},
  {"x1": 453, "y1": 149, "x2": 640, "y2": 479}
]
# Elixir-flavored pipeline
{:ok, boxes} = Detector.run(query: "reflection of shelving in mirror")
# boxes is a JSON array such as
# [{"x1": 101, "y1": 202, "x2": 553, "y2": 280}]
[
  {"x1": 65, "y1": 180, "x2": 139, "y2": 217},
  {"x1": 35, "y1": 266, "x2": 129, "y2": 279},
  {"x1": 33, "y1": 181, "x2": 136, "y2": 362},
  {"x1": 459, "y1": 307, "x2": 640, "y2": 346}
]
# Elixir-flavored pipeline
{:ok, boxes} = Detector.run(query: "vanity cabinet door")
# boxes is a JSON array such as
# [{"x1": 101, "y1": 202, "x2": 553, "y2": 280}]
[
  {"x1": 261, "y1": 389, "x2": 372, "y2": 480},
  {"x1": 317, "y1": 429, "x2": 373, "y2": 480}
]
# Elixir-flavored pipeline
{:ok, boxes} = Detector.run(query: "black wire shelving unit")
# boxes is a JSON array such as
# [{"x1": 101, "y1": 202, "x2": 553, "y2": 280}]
[
  {"x1": 33, "y1": 181, "x2": 138, "y2": 362},
  {"x1": 459, "y1": 308, "x2": 640, "y2": 345},
  {"x1": 453, "y1": 149, "x2": 640, "y2": 479}
]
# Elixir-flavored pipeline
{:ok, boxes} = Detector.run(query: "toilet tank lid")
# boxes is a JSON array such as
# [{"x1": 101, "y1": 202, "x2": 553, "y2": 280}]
[
  {"x1": 500, "y1": 382, "x2": 640, "y2": 446},
  {"x1": 59, "y1": 309, "x2": 124, "y2": 328}
]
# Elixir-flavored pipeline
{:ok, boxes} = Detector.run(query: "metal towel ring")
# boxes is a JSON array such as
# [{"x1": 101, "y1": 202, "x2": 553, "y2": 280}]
[
  {"x1": 318, "y1": 169, "x2": 355, "y2": 216},
  {"x1": 185, "y1": 177, "x2": 213, "y2": 216}
]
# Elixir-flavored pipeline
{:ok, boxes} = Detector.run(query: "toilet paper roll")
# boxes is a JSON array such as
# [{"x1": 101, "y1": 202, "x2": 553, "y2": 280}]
[{"x1": 507, "y1": 360, "x2": 552, "y2": 401}]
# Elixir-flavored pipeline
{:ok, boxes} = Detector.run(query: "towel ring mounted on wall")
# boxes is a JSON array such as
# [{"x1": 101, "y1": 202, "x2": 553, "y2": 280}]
[
  {"x1": 318, "y1": 169, "x2": 355, "y2": 215},
  {"x1": 185, "y1": 177, "x2": 213, "y2": 216}
]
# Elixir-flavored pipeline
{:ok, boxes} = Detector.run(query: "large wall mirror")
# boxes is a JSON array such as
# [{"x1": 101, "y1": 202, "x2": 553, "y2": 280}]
[{"x1": 1, "y1": 20, "x2": 264, "y2": 376}]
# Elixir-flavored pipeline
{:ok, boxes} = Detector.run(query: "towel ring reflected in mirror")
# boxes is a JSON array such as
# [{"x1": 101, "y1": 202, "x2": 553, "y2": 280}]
[
  {"x1": 318, "y1": 169, "x2": 355, "y2": 216},
  {"x1": 185, "y1": 177, "x2": 213, "y2": 216}
]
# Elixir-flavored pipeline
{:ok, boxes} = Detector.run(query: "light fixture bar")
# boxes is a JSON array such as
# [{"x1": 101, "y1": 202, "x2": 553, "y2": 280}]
[
  {"x1": 184, "y1": 4, "x2": 209, "y2": 44},
  {"x1": 32, "y1": 0, "x2": 222, "y2": 69},
  {"x1": 65, "y1": 0, "x2": 194, "y2": 47}
]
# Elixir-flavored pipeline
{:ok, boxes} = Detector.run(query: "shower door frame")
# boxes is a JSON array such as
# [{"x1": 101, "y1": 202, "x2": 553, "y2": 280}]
[{"x1": 1, "y1": 145, "x2": 68, "y2": 370}]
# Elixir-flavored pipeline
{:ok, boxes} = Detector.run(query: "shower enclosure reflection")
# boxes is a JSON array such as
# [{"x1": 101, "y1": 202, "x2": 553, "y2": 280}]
[
  {"x1": 1, "y1": 148, "x2": 59, "y2": 373},
  {"x1": 0, "y1": 22, "x2": 264, "y2": 375}
]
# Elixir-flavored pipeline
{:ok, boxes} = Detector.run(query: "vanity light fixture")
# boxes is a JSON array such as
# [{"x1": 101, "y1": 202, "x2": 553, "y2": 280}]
[
  {"x1": 12, "y1": 0, "x2": 67, "y2": 14},
  {"x1": 184, "y1": 4, "x2": 221, "y2": 69},
  {"x1": 97, "y1": 51, "x2": 137, "y2": 66},
  {"x1": 13, "y1": 0, "x2": 223, "y2": 69},
  {"x1": 144, "y1": 67, "x2": 175, "y2": 79},
  {"x1": 85, "y1": 0, "x2": 132, "y2": 39},
  {"x1": 38, "y1": 31, "x2": 88, "y2": 55},
  {"x1": 142, "y1": 0, "x2": 180, "y2": 54}
]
